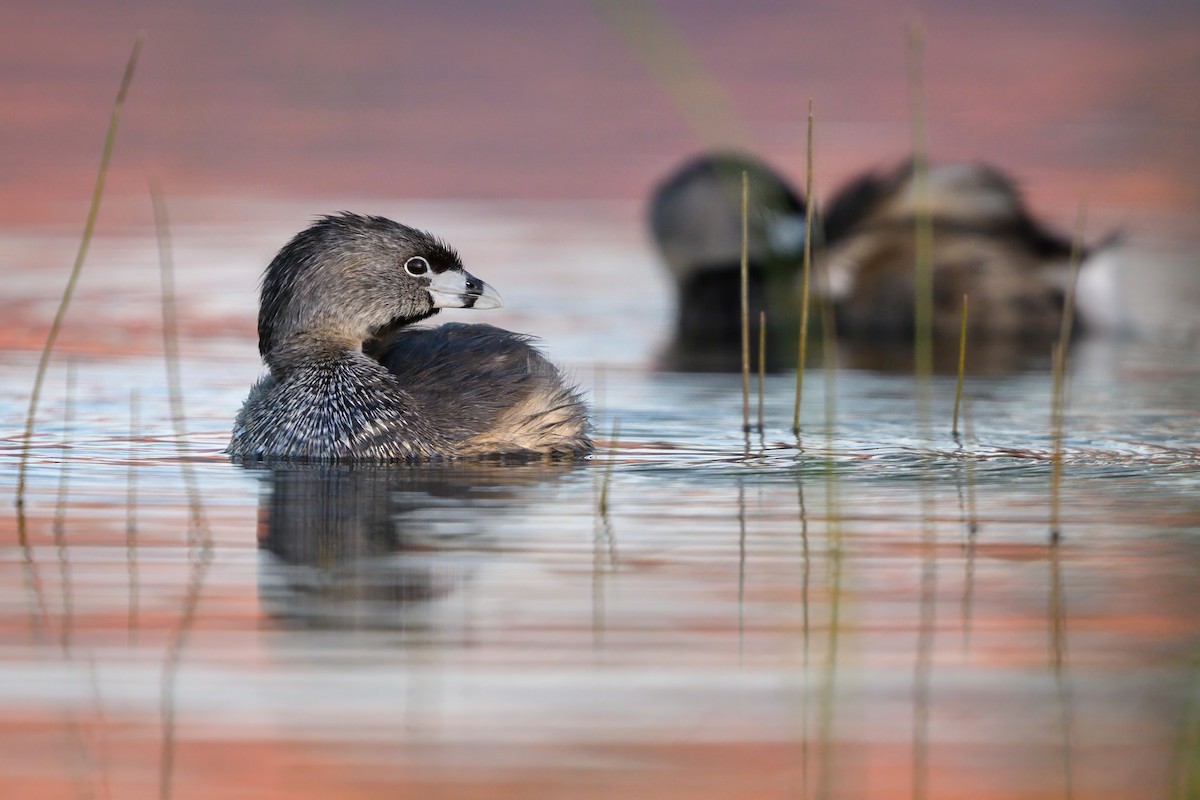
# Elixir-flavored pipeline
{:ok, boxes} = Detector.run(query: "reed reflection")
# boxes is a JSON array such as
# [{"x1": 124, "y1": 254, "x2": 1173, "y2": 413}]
[{"x1": 250, "y1": 462, "x2": 579, "y2": 629}]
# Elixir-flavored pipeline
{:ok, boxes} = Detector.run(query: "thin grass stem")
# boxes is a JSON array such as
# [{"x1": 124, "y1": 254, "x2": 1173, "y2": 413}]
[
  {"x1": 151, "y1": 181, "x2": 215, "y2": 800},
  {"x1": 952, "y1": 294, "x2": 969, "y2": 438},
  {"x1": 907, "y1": 28, "x2": 938, "y2": 800},
  {"x1": 151, "y1": 182, "x2": 208, "y2": 540},
  {"x1": 16, "y1": 36, "x2": 142, "y2": 509},
  {"x1": 793, "y1": 100, "x2": 815, "y2": 435},
  {"x1": 1050, "y1": 203, "x2": 1087, "y2": 542},
  {"x1": 740, "y1": 170, "x2": 751, "y2": 433}
]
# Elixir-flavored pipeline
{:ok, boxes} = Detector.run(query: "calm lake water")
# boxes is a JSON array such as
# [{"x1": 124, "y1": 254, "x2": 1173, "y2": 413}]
[{"x1": 1, "y1": 204, "x2": 1198, "y2": 799}]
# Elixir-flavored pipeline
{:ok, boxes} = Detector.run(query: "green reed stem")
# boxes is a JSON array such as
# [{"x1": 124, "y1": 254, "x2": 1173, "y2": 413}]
[
  {"x1": 151, "y1": 182, "x2": 207, "y2": 539},
  {"x1": 16, "y1": 36, "x2": 142, "y2": 510},
  {"x1": 741, "y1": 170, "x2": 751, "y2": 433},
  {"x1": 952, "y1": 294, "x2": 969, "y2": 437},
  {"x1": 152, "y1": 182, "x2": 215, "y2": 800},
  {"x1": 1050, "y1": 203, "x2": 1088, "y2": 542},
  {"x1": 907, "y1": 27, "x2": 939, "y2": 800},
  {"x1": 793, "y1": 101, "x2": 815, "y2": 435}
]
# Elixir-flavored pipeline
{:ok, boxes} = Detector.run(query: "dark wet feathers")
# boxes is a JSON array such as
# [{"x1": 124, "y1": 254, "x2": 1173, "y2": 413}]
[{"x1": 371, "y1": 323, "x2": 590, "y2": 457}]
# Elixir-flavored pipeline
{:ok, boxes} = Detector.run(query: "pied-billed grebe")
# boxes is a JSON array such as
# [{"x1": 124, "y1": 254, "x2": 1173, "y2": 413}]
[
  {"x1": 818, "y1": 160, "x2": 1090, "y2": 341},
  {"x1": 228, "y1": 213, "x2": 591, "y2": 462},
  {"x1": 648, "y1": 151, "x2": 808, "y2": 371}
]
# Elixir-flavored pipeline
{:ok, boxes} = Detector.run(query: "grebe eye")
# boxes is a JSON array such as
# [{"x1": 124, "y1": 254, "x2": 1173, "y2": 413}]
[{"x1": 404, "y1": 256, "x2": 430, "y2": 276}]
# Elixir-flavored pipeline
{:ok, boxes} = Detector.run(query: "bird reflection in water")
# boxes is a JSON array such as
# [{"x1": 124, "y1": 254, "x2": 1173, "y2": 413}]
[{"x1": 249, "y1": 462, "x2": 579, "y2": 629}]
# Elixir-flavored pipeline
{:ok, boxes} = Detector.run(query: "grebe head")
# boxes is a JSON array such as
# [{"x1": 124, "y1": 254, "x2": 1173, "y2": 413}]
[{"x1": 257, "y1": 212, "x2": 501, "y2": 362}]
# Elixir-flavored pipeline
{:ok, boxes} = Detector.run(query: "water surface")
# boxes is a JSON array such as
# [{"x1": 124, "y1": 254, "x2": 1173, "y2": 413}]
[{"x1": 1, "y1": 209, "x2": 1198, "y2": 799}]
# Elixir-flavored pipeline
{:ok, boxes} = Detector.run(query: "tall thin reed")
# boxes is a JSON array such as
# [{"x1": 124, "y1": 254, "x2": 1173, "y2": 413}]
[
  {"x1": 1047, "y1": 202, "x2": 1087, "y2": 799},
  {"x1": 952, "y1": 294, "x2": 969, "y2": 438},
  {"x1": 16, "y1": 37, "x2": 142, "y2": 510},
  {"x1": 151, "y1": 183, "x2": 214, "y2": 800},
  {"x1": 740, "y1": 170, "x2": 751, "y2": 433},
  {"x1": 151, "y1": 182, "x2": 207, "y2": 537},
  {"x1": 1050, "y1": 203, "x2": 1087, "y2": 542},
  {"x1": 793, "y1": 101, "x2": 815, "y2": 435}
]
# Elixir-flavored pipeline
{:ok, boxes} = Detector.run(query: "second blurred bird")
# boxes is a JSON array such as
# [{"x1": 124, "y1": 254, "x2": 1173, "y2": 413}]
[
  {"x1": 649, "y1": 151, "x2": 808, "y2": 372},
  {"x1": 648, "y1": 152, "x2": 1097, "y2": 373}
]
